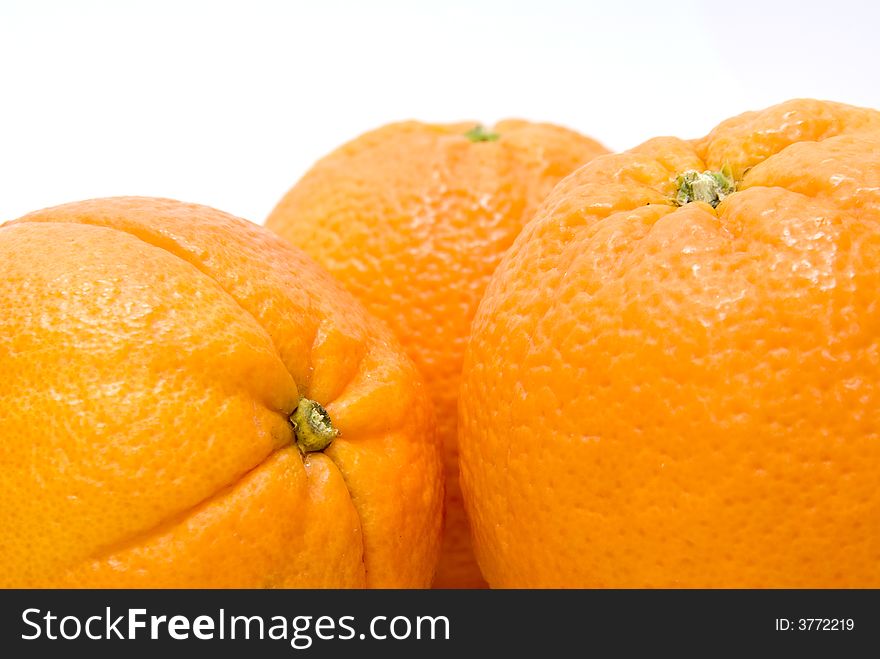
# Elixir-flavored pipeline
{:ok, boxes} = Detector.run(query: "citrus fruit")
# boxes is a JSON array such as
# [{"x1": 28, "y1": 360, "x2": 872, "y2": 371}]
[
  {"x1": 265, "y1": 120, "x2": 608, "y2": 587},
  {"x1": 459, "y1": 99, "x2": 880, "y2": 587},
  {"x1": 0, "y1": 196, "x2": 442, "y2": 588}
]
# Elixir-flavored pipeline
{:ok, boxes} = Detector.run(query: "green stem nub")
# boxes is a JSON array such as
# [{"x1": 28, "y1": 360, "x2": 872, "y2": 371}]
[
  {"x1": 674, "y1": 165, "x2": 735, "y2": 208},
  {"x1": 291, "y1": 398, "x2": 339, "y2": 453},
  {"x1": 464, "y1": 124, "x2": 500, "y2": 142}
]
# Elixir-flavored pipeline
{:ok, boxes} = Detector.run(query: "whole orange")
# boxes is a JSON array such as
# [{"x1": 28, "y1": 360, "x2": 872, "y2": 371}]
[
  {"x1": 0, "y1": 197, "x2": 442, "y2": 588},
  {"x1": 459, "y1": 99, "x2": 880, "y2": 588},
  {"x1": 266, "y1": 120, "x2": 608, "y2": 587}
]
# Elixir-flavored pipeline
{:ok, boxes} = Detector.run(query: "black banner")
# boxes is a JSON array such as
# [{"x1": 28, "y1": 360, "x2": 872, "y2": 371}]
[{"x1": 0, "y1": 589, "x2": 876, "y2": 656}]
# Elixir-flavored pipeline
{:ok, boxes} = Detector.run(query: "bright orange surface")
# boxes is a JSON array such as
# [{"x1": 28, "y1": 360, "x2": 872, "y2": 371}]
[
  {"x1": 459, "y1": 99, "x2": 880, "y2": 587},
  {"x1": 266, "y1": 120, "x2": 608, "y2": 587},
  {"x1": 0, "y1": 197, "x2": 442, "y2": 588}
]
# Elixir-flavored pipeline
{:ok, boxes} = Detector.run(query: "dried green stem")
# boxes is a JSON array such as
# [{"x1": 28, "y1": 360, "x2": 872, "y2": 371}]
[
  {"x1": 674, "y1": 165, "x2": 735, "y2": 208},
  {"x1": 291, "y1": 398, "x2": 339, "y2": 453},
  {"x1": 464, "y1": 124, "x2": 500, "y2": 142}
]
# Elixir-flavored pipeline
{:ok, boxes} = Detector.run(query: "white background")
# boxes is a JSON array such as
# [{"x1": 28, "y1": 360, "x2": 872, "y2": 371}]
[{"x1": 2, "y1": 0, "x2": 878, "y2": 224}]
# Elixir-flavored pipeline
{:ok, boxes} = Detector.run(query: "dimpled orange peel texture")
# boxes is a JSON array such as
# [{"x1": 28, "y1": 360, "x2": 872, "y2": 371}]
[
  {"x1": 0, "y1": 197, "x2": 443, "y2": 588},
  {"x1": 460, "y1": 99, "x2": 880, "y2": 587},
  {"x1": 266, "y1": 120, "x2": 608, "y2": 587}
]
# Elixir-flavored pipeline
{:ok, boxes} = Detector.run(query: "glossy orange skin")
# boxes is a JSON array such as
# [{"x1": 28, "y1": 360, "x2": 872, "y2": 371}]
[
  {"x1": 459, "y1": 100, "x2": 880, "y2": 588},
  {"x1": 266, "y1": 121, "x2": 608, "y2": 587},
  {"x1": 0, "y1": 197, "x2": 442, "y2": 588}
]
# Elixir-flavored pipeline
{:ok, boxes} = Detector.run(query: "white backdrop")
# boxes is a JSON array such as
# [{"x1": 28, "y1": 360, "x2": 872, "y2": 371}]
[{"x1": 2, "y1": 0, "x2": 878, "y2": 224}]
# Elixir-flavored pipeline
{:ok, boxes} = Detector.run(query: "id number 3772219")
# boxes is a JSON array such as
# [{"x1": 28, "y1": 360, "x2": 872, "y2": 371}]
[{"x1": 775, "y1": 619, "x2": 855, "y2": 631}]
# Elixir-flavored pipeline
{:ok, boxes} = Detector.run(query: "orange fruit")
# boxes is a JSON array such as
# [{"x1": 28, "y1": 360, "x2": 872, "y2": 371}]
[
  {"x1": 0, "y1": 196, "x2": 442, "y2": 588},
  {"x1": 265, "y1": 120, "x2": 608, "y2": 587},
  {"x1": 459, "y1": 99, "x2": 880, "y2": 588}
]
